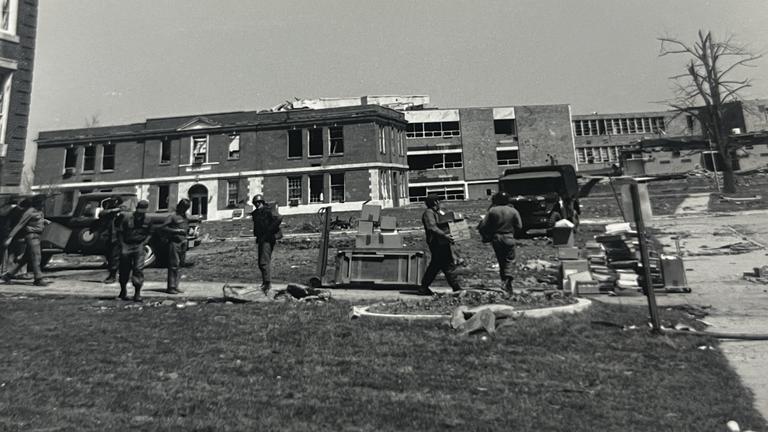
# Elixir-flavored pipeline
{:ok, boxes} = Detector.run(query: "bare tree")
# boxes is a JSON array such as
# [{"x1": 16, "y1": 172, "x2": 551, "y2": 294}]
[
  {"x1": 84, "y1": 113, "x2": 100, "y2": 128},
  {"x1": 659, "y1": 30, "x2": 762, "y2": 193}
]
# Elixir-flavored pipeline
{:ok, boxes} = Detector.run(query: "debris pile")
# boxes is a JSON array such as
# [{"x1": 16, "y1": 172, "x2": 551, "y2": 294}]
[
  {"x1": 222, "y1": 283, "x2": 331, "y2": 303},
  {"x1": 743, "y1": 266, "x2": 768, "y2": 284}
]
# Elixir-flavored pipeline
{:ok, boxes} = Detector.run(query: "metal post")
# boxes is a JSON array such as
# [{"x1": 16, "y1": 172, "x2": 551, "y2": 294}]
[
  {"x1": 708, "y1": 141, "x2": 721, "y2": 193},
  {"x1": 312, "y1": 206, "x2": 332, "y2": 287},
  {"x1": 630, "y1": 183, "x2": 662, "y2": 334}
]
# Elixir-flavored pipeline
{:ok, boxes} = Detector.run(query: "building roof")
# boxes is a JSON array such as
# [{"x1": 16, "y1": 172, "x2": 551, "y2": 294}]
[
  {"x1": 37, "y1": 104, "x2": 406, "y2": 146},
  {"x1": 624, "y1": 131, "x2": 768, "y2": 152}
]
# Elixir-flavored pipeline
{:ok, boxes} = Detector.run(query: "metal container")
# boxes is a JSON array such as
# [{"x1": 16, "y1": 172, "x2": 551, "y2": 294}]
[{"x1": 333, "y1": 248, "x2": 425, "y2": 287}]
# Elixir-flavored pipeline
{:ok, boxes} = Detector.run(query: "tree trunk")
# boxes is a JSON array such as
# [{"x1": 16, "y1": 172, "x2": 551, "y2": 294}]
[{"x1": 717, "y1": 135, "x2": 736, "y2": 193}]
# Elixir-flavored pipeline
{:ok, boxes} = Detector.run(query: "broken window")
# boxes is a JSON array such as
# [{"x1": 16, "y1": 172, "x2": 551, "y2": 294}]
[
  {"x1": 288, "y1": 129, "x2": 302, "y2": 158},
  {"x1": 158, "y1": 184, "x2": 170, "y2": 211},
  {"x1": 409, "y1": 185, "x2": 465, "y2": 202},
  {"x1": 192, "y1": 135, "x2": 208, "y2": 164},
  {"x1": 309, "y1": 128, "x2": 323, "y2": 157},
  {"x1": 287, "y1": 176, "x2": 302, "y2": 204},
  {"x1": 227, "y1": 180, "x2": 239, "y2": 207},
  {"x1": 64, "y1": 147, "x2": 77, "y2": 171},
  {"x1": 228, "y1": 134, "x2": 240, "y2": 160},
  {"x1": 330, "y1": 173, "x2": 345, "y2": 202},
  {"x1": 405, "y1": 121, "x2": 460, "y2": 138},
  {"x1": 407, "y1": 153, "x2": 463, "y2": 170},
  {"x1": 160, "y1": 138, "x2": 171, "y2": 164},
  {"x1": 494, "y1": 119, "x2": 516, "y2": 135},
  {"x1": 496, "y1": 150, "x2": 520, "y2": 166},
  {"x1": 573, "y1": 121, "x2": 583, "y2": 136},
  {"x1": 83, "y1": 146, "x2": 96, "y2": 171},
  {"x1": 309, "y1": 174, "x2": 324, "y2": 203},
  {"x1": 101, "y1": 143, "x2": 115, "y2": 171},
  {"x1": 329, "y1": 126, "x2": 344, "y2": 155}
]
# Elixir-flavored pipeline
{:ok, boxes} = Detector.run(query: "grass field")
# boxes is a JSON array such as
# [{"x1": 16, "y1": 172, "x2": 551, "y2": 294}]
[{"x1": 0, "y1": 296, "x2": 764, "y2": 431}]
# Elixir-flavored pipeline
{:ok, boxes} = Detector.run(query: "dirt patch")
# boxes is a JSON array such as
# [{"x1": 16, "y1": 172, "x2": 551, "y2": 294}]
[{"x1": 368, "y1": 290, "x2": 575, "y2": 315}]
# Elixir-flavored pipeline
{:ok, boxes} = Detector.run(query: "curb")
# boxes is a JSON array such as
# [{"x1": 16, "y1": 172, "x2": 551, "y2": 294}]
[{"x1": 350, "y1": 297, "x2": 593, "y2": 320}]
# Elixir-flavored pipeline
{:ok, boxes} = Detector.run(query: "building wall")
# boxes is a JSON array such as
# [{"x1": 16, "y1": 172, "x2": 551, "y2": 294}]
[
  {"x1": 0, "y1": 0, "x2": 38, "y2": 192},
  {"x1": 741, "y1": 99, "x2": 768, "y2": 133},
  {"x1": 516, "y1": 104, "x2": 575, "y2": 168},
  {"x1": 459, "y1": 108, "x2": 496, "y2": 181}
]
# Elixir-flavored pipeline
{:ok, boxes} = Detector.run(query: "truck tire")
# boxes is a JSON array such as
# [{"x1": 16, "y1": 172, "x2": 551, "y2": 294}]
[{"x1": 143, "y1": 244, "x2": 157, "y2": 268}]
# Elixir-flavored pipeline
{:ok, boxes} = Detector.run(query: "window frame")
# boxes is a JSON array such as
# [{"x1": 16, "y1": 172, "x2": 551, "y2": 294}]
[
  {"x1": 494, "y1": 119, "x2": 516, "y2": 136},
  {"x1": 82, "y1": 145, "x2": 96, "y2": 172},
  {"x1": 308, "y1": 174, "x2": 324, "y2": 203},
  {"x1": 287, "y1": 176, "x2": 302, "y2": 204},
  {"x1": 63, "y1": 147, "x2": 78, "y2": 172},
  {"x1": 308, "y1": 128, "x2": 323, "y2": 158},
  {"x1": 226, "y1": 180, "x2": 239, "y2": 207},
  {"x1": 287, "y1": 129, "x2": 302, "y2": 159},
  {"x1": 0, "y1": 70, "x2": 12, "y2": 147},
  {"x1": 160, "y1": 138, "x2": 172, "y2": 165},
  {"x1": 227, "y1": 134, "x2": 241, "y2": 160},
  {"x1": 157, "y1": 184, "x2": 170, "y2": 212},
  {"x1": 496, "y1": 149, "x2": 520, "y2": 167},
  {"x1": 0, "y1": 0, "x2": 18, "y2": 37},
  {"x1": 329, "y1": 125, "x2": 344, "y2": 155},
  {"x1": 191, "y1": 135, "x2": 209, "y2": 165},
  {"x1": 101, "y1": 143, "x2": 115, "y2": 171},
  {"x1": 330, "y1": 172, "x2": 345, "y2": 203}
]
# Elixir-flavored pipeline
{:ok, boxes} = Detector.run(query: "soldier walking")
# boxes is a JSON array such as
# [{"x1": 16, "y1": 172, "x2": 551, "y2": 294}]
[
  {"x1": 478, "y1": 192, "x2": 523, "y2": 292},
  {"x1": 417, "y1": 195, "x2": 462, "y2": 295},
  {"x1": 2, "y1": 196, "x2": 50, "y2": 286},
  {"x1": 250, "y1": 194, "x2": 283, "y2": 295},
  {"x1": 100, "y1": 196, "x2": 125, "y2": 284},
  {"x1": 117, "y1": 200, "x2": 152, "y2": 301},
  {"x1": 161, "y1": 198, "x2": 190, "y2": 294}
]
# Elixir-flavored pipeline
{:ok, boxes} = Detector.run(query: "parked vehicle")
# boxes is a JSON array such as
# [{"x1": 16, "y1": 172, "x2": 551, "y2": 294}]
[
  {"x1": 498, "y1": 165, "x2": 581, "y2": 233},
  {"x1": 40, "y1": 193, "x2": 201, "y2": 268}
]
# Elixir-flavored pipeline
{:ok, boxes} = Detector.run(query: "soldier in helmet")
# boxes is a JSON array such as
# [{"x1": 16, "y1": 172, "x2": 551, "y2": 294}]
[
  {"x1": 478, "y1": 191, "x2": 523, "y2": 292},
  {"x1": 117, "y1": 199, "x2": 152, "y2": 301},
  {"x1": 100, "y1": 196, "x2": 125, "y2": 284},
  {"x1": 1, "y1": 195, "x2": 50, "y2": 286},
  {"x1": 160, "y1": 198, "x2": 191, "y2": 294},
  {"x1": 250, "y1": 194, "x2": 283, "y2": 295}
]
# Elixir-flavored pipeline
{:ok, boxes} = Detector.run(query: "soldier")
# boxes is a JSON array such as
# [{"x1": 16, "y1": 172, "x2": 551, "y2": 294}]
[
  {"x1": 160, "y1": 198, "x2": 191, "y2": 294},
  {"x1": 0, "y1": 197, "x2": 19, "y2": 272},
  {"x1": 478, "y1": 192, "x2": 523, "y2": 292},
  {"x1": 417, "y1": 194, "x2": 462, "y2": 295},
  {"x1": 100, "y1": 196, "x2": 125, "y2": 284},
  {"x1": 2, "y1": 196, "x2": 50, "y2": 286},
  {"x1": 250, "y1": 194, "x2": 283, "y2": 295},
  {"x1": 117, "y1": 200, "x2": 152, "y2": 301}
]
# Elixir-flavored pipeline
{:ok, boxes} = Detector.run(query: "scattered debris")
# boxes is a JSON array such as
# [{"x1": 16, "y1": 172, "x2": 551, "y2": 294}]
[{"x1": 743, "y1": 266, "x2": 768, "y2": 284}]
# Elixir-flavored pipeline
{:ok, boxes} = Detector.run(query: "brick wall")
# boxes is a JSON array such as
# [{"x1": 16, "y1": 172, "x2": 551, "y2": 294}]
[
  {"x1": 516, "y1": 104, "x2": 575, "y2": 168},
  {"x1": 459, "y1": 108, "x2": 496, "y2": 181},
  {"x1": 0, "y1": 0, "x2": 37, "y2": 191}
]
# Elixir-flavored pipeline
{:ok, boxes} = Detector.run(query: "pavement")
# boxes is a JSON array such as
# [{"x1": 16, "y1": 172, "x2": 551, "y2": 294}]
[{"x1": 2, "y1": 207, "x2": 768, "y2": 421}]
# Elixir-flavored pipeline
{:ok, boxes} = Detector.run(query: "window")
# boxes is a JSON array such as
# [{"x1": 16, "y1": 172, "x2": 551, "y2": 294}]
[
  {"x1": 494, "y1": 119, "x2": 516, "y2": 135},
  {"x1": 158, "y1": 185, "x2": 170, "y2": 211},
  {"x1": 61, "y1": 190, "x2": 75, "y2": 215},
  {"x1": 160, "y1": 138, "x2": 171, "y2": 165},
  {"x1": 64, "y1": 147, "x2": 77, "y2": 171},
  {"x1": 309, "y1": 174, "x2": 323, "y2": 203},
  {"x1": 101, "y1": 143, "x2": 115, "y2": 171},
  {"x1": 192, "y1": 135, "x2": 208, "y2": 164},
  {"x1": 379, "y1": 126, "x2": 386, "y2": 153},
  {"x1": 287, "y1": 176, "x2": 302, "y2": 204},
  {"x1": 408, "y1": 185, "x2": 465, "y2": 203},
  {"x1": 329, "y1": 126, "x2": 343, "y2": 155},
  {"x1": 227, "y1": 180, "x2": 239, "y2": 207},
  {"x1": 681, "y1": 158, "x2": 692, "y2": 163},
  {"x1": 0, "y1": 71, "x2": 11, "y2": 149},
  {"x1": 1, "y1": 0, "x2": 17, "y2": 35},
  {"x1": 686, "y1": 115, "x2": 695, "y2": 133},
  {"x1": 330, "y1": 173, "x2": 345, "y2": 203},
  {"x1": 307, "y1": 128, "x2": 323, "y2": 157},
  {"x1": 228, "y1": 134, "x2": 240, "y2": 160},
  {"x1": 405, "y1": 121, "x2": 461, "y2": 138},
  {"x1": 576, "y1": 148, "x2": 586, "y2": 164},
  {"x1": 288, "y1": 129, "x2": 302, "y2": 158},
  {"x1": 83, "y1": 146, "x2": 96, "y2": 171},
  {"x1": 496, "y1": 149, "x2": 520, "y2": 166},
  {"x1": 660, "y1": 160, "x2": 671, "y2": 164},
  {"x1": 407, "y1": 153, "x2": 463, "y2": 170}
]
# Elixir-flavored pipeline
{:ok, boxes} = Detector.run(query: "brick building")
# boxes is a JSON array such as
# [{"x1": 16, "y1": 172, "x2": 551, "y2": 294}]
[
  {"x1": 33, "y1": 105, "x2": 410, "y2": 219},
  {"x1": 404, "y1": 104, "x2": 576, "y2": 201},
  {"x1": 0, "y1": 0, "x2": 37, "y2": 194}
]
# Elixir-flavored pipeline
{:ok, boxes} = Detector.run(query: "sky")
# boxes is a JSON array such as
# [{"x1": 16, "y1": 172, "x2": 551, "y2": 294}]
[{"x1": 25, "y1": 0, "x2": 768, "y2": 152}]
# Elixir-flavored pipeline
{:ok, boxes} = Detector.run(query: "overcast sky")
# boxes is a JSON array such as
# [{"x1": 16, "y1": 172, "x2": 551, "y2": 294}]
[{"x1": 27, "y1": 0, "x2": 768, "y2": 138}]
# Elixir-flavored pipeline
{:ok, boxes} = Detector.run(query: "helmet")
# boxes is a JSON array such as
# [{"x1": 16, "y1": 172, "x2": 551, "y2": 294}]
[
  {"x1": 424, "y1": 194, "x2": 440, "y2": 209},
  {"x1": 176, "y1": 198, "x2": 191, "y2": 213},
  {"x1": 491, "y1": 191, "x2": 510, "y2": 206},
  {"x1": 252, "y1": 194, "x2": 265, "y2": 205},
  {"x1": 135, "y1": 200, "x2": 150, "y2": 213}
]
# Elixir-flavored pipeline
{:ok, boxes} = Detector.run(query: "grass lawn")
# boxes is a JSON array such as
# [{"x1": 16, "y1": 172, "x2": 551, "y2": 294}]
[{"x1": 1, "y1": 296, "x2": 765, "y2": 431}]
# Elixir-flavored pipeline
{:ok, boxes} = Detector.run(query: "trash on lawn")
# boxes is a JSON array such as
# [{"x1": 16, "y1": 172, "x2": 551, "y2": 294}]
[{"x1": 743, "y1": 266, "x2": 768, "y2": 284}]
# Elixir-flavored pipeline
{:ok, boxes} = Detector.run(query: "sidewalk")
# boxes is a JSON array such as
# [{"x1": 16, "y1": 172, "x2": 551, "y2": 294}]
[{"x1": 0, "y1": 277, "x2": 453, "y2": 303}]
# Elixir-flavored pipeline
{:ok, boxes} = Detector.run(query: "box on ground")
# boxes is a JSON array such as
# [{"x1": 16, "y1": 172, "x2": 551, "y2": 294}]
[
  {"x1": 557, "y1": 246, "x2": 580, "y2": 260},
  {"x1": 360, "y1": 204, "x2": 381, "y2": 222},
  {"x1": 561, "y1": 259, "x2": 589, "y2": 279},
  {"x1": 41, "y1": 222, "x2": 72, "y2": 249},
  {"x1": 380, "y1": 232, "x2": 404, "y2": 248},
  {"x1": 551, "y1": 227, "x2": 574, "y2": 247},
  {"x1": 380, "y1": 216, "x2": 397, "y2": 231},
  {"x1": 357, "y1": 220, "x2": 374, "y2": 236},
  {"x1": 355, "y1": 233, "x2": 382, "y2": 248}
]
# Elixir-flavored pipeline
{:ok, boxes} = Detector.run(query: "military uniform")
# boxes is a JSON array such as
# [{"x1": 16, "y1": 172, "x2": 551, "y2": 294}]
[
  {"x1": 100, "y1": 205, "x2": 125, "y2": 283},
  {"x1": 2, "y1": 205, "x2": 47, "y2": 285},
  {"x1": 251, "y1": 197, "x2": 283, "y2": 291},
  {"x1": 118, "y1": 202, "x2": 152, "y2": 301},
  {"x1": 162, "y1": 212, "x2": 189, "y2": 293},
  {"x1": 419, "y1": 206, "x2": 462, "y2": 294},
  {"x1": 479, "y1": 202, "x2": 523, "y2": 290}
]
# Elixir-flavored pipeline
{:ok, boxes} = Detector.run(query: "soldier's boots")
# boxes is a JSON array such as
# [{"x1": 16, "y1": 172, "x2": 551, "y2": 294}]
[
  {"x1": 133, "y1": 287, "x2": 142, "y2": 303},
  {"x1": 33, "y1": 279, "x2": 50, "y2": 287},
  {"x1": 103, "y1": 274, "x2": 117, "y2": 284},
  {"x1": 260, "y1": 282, "x2": 272, "y2": 295},
  {"x1": 1, "y1": 273, "x2": 12, "y2": 284},
  {"x1": 118, "y1": 286, "x2": 129, "y2": 301}
]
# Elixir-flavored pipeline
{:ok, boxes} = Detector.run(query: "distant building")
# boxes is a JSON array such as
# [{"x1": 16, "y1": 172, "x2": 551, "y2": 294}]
[
  {"x1": 0, "y1": 0, "x2": 38, "y2": 194},
  {"x1": 34, "y1": 105, "x2": 409, "y2": 219}
]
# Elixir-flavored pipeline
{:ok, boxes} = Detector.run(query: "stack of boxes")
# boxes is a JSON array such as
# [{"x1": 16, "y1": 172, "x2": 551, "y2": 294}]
[{"x1": 355, "y1": 204, "x2": 404, "y2": 249}]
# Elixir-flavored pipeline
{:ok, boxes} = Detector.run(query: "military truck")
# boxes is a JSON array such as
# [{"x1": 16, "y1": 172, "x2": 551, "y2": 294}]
[
  {"x1": 40, "y1": 192, "x2": 201, "y2": 268},
  {"x1": 498, "y1": 165, "x2": 581, "y2": 233}
]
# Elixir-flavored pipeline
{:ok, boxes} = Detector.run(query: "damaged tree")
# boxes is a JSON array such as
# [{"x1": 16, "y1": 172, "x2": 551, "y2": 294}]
[{"x1": 659, "y1": 30, "x2": 762, "y2": 193}]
